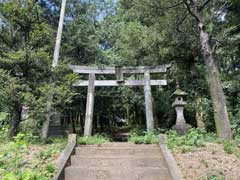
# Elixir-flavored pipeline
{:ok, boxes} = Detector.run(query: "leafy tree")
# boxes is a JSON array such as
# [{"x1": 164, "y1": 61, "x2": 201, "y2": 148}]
[{"x1": 0, "y1": 0, "x2": 75, "y2": 138}]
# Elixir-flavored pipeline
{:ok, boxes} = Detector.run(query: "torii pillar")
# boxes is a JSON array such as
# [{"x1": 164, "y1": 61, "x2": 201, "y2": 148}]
[
  {"x1": 144, "y1": 71, "x2": 154, "y2": 131},
  {"x1": 84, "y1": 73, "x2": 95, "y2": 136}
]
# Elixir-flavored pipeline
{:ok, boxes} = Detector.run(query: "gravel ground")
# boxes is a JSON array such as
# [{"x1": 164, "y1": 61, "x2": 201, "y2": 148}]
[{"x1": 174, "y1": 143, "x2": 240, "y2": 180}]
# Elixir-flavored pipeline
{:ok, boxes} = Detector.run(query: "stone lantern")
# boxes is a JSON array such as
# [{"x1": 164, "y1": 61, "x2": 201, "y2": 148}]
[{"x1": 172, "y1": 86, "x2": 191, "y2": 135}]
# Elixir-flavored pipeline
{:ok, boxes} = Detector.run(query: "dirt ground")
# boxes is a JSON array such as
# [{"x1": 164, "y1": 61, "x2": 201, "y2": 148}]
[{"x1": 174, "y1": 143, "x2": 240, "y2": 180}]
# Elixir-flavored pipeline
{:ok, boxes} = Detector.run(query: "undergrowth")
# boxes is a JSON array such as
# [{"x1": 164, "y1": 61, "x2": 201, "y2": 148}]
[
  {"x1": 128, "y1": 129, "x2": 159, "y2": 144},
  {"x1": 0, "y1": 128, "x2": 66, "y2": 180},
  {"x1": 167, "y1": 129, "x2": 218, "y2": 153},
  {"x1": 167, "y1": 128, "x2": 240, "y2": 157},
  {"x1": 200, "y1": 170, "x2": 225, "y2": 180},
  {"x1": 78, "y1": 134, "x2": 110, "y2": 145}
]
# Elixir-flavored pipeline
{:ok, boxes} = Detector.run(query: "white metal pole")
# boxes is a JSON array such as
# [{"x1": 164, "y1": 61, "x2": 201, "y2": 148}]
[{"x1": 52, "y1": 0, "x2": 67, "y2": 68}]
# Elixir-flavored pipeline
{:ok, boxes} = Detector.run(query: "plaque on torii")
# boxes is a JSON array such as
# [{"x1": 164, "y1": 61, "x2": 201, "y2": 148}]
[{"x1": 70, "y1": 65, "x2": 170, "y2": 136}]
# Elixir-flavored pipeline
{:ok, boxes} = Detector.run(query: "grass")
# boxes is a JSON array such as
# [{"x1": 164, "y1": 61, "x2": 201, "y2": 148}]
[{"x1": 78, "y1": 135, "x2": 110, "y2": 145}]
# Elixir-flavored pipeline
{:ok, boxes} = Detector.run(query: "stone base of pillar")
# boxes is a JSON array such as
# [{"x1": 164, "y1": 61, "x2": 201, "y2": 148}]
[{"x1": 172, "y1": 123, "x2": 192, "y2": 135}]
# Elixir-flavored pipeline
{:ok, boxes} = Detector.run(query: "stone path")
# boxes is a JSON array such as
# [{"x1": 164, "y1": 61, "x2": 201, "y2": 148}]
[{"x1": 65, "y1": 143, "x2": 172, "y2": 180}]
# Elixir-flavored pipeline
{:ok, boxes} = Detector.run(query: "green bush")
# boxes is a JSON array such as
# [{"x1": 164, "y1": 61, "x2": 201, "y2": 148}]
[
  {"x1": 129, "y1": 128, "x2": 146, "y2": 136},
  {"x1": 223, "y1": 141, "x2": 234, "y2": 154},
  {"x1": 231, "y1": 110, "x2": 240, "y2": 138},
  {"x1": 0, "y1": 127, "x2": 8, "y2": 143},
  {"x1": 128, "y1": 131, "x2": 159, "y2": 144},
  {"x1": 0, "y1": 112, "x2": 9, "y2": 123},
  {"x1": 0, "y1": 138, "x2": 27, "y2": 178},
  {"x1": 167, "y1": 129, "x2": 216, "y2": 151},
  {"x1": 0, "y1": 132, "x2": 66, "y2": 180},
  {"x1": 78, "y1": 135, "x2": 110, "y2": 145},
  {"x1": 43, "y1": 163, "x2": 55, "y2": 178}
]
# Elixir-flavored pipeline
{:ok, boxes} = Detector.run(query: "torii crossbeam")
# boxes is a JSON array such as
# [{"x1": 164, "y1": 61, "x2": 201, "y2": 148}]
[{"x1": 70, "y1": 65, "x2": 170, "y2": 136}]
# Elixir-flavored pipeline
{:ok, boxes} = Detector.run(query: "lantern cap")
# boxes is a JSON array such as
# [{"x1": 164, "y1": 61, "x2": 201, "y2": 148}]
[{"x1": 172, "y1": 88, "x2": 188, "y2": 97}]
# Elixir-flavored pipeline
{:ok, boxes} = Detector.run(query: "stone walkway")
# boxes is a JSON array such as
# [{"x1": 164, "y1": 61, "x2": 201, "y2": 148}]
[{"x1": 65, "y1": 143, "x2": 172, "y2": 180}]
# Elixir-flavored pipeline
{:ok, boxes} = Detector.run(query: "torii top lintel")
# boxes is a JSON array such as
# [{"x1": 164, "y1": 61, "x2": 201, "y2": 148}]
[
  {"x1": 69, "y1": 64, "x2": 170, "y2": 87},
  {"x1": 69, "y1": 64, "x2": 170, "y2": 75}
]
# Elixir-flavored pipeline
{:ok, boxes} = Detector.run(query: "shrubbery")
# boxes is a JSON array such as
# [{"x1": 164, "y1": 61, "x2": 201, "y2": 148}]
[
  {"x1": 128, "y1": 130, "x2": 159, "y2": 144},
  {"x1": 231, "y1": 110, "x2": 240, "y2": 139},
  {"x1": 166, "y1": 128, "x2": 240, "y2": 158},
  {"x1": 0, "y1": 128, "x2": 66, "y2": 180},
  {"x1": 166, "y1": 129, "x2": 215, "y2": 150},
  {"x1": 78, "y1": 134, "x2": 110, "y2": 145}
]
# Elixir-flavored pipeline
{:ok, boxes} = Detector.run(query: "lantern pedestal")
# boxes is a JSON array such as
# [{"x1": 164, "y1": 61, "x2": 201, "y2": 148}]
[{"x1": 172, "y1": 88, "x2": 191, "y2": 135}]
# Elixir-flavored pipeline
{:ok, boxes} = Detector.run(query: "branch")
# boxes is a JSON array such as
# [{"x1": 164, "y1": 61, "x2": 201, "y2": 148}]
[
  {"x1": 132, "y1": 0, "x2": 184, "y2": 11},
  {"x1": 176, "y1": 12, "x2": 189, "y2": 33},
  {"x1": 183, "y1": 0, "x2": 201, "y2": 22},
  {"x1": 211, "y1": 37, "x2": 224, "y2": 52},
  {"x1": 163, "y1": 1, "x2": 184, "y2": 10},
  {"x1": 198, "y1": 0, "x2": 212, "y2": 12}
]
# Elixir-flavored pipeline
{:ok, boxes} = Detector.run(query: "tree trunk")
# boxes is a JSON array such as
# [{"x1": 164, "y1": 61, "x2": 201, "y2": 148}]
[
  {"x1": 41, "y1": 99, "x2": 52, "y2": 140},
  {"x1": 80, "y1": 112, "x2": 84, "y2": 133},
  {"x1": 198, "y1": 22, "x2": 232, "y2": 139},
  {"x1": 152, "y1": 97, "x2": 158, "y2": 129},
  {"x1": 41, "y1": 0, "x2": 67, "y2": 140},
  {"x1": 71, "y1": 111, "x2": 76, "y2": 134},
  {"x1": 183, "y1": 0, "x2": 232, "y2": 139},
  {"x1": 8, "y1": 105, "x2": 22, "y2": 138},
  {"x1": 195, "y1": 96, "x2": 205, "y2": 129}
]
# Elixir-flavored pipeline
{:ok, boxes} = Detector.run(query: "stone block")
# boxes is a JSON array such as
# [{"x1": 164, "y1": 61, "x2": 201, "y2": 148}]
[{"x1": 172, "y1": 123, "x2": 192, "y2": 135}]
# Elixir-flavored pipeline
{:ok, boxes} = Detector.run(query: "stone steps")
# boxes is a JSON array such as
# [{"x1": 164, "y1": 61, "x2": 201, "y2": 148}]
[
  {"x1": 65, "y1": 143, "x2": 172, "y2": 180},
  {"x1": 65, "y1": 167, "x2": 172, "y2": 180},
  {"x1": 70, "y1": 156, "x2": 166, "y2": 168},
  {"x1": 78, "y1": 143, "x2": 159, "y2": 147},
  {"x1": 75, "y1": 146, "x2": 162, "y2": 156}
]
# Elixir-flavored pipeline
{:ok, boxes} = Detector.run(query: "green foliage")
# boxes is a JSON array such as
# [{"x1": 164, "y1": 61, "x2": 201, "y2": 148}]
[
  {"x1": 129, "y1": 127, "x2": 146, "y2": 136},
  {"x1": 231, "y1": 110, "x2": 240, "y2": 138},
  {"x1": 128, "y1": 130, "x2": 159, "y2": 144},
  {"x1": 167, "y1": 129, "x2": 217, "y2": 152},
  {"x1": 198, "y1": 98, "x2": 215, "y2": 131},
  {"x1": 0, "y1": 129, "x2": 66, "y2": 180},
  {"x1": 78, "y1": 135, "x2": 110, "y2": 145},
  {"x1": 222, "y1": 139, "x2": 240, "y2": 157},
  {"x1": 200, "y1": 170, "x2": 225, "y2": 180},
  {"x1": 0, "y1": 135, "x2": 28, "y2": 179},
  {"x1": 19, "y1": 169, "x2": 44, "y2": 180},
  {"x1": 223, "y1": 141, "x2": 234, "y2": 154},
  {"x1": 0, "y1": 112, "x2": 9, "y2": 123},
  {"x1": 31, "y1": 141, "x2": 66, "y2": 179},
  {"x1": 0, "y1": 127, "x2": 8, "y2": 143},
  {"x1": 167, "y1": 128, "x2": 240, "y2": 158}
]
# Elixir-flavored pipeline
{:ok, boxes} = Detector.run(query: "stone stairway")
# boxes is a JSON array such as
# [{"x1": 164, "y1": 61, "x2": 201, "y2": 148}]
[{"x1": 65, "y1": 143, "x2": 172, "y2": 180}]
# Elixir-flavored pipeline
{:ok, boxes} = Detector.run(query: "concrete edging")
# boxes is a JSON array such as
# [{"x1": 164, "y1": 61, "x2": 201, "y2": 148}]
[
  {"x1": 159, "y1": 134, "x2": 185, "y2": 180},
  {"x1": 52, "y1": 134, "x2": 77, "y2": 180}
]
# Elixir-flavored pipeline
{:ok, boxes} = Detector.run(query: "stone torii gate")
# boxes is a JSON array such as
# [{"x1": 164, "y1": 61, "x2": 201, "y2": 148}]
[{"x1": 70, "y1": 65, "x2": 169, "y2": 136}]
